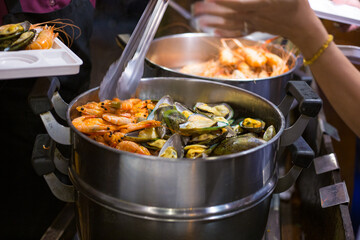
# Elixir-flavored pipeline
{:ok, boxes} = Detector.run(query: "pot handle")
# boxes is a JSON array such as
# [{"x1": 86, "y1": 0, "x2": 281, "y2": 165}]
[
  {"x1": 274, "y1": 136, "x2": 314, "y2": 193},
  {"x1": 278, "y1": 80, "x2": 322, "y2": 146},
  {"x1": 32, "y1": 134, "x2": 74, "y2": 202},
  {"x1": 29, "y1": 77, "x2": 71, "y2": 145}
]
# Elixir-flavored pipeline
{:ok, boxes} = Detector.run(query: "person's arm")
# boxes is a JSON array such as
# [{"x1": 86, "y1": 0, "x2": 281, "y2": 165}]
[{"x1": 192, "y1": 0, "x2": 360, "y2": 137}]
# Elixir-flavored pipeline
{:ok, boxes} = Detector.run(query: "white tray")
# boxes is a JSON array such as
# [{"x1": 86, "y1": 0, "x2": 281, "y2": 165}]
[
  {"x1": 0, "y1": 38, "x2": 83, "y2": 80},
  {"x1": 309, "y1": 0, "x2": 360, "y2": 26}
]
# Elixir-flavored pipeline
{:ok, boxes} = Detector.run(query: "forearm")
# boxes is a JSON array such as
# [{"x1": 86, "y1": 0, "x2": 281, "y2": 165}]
[
  {"x1": 306, "y1": 43, "x2": 360, "y2": 137},
  {"x1": 287, "y1": 9, "x2": 360, "y2": 136}
]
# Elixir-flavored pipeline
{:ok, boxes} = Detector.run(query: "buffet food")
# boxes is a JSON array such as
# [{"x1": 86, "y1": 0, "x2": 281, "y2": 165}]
[
  {"x1": 179, "y1": 38, "x2": 292, "y2": 79},
  {"x1": 0, "y1": 19, "x2": 79, "y2": 51},
  {"x1": 72, "y1": 95, "x2": 276, "y2": 158}
]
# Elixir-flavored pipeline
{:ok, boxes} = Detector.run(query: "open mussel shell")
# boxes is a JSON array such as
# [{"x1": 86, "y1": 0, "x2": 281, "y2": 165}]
[
  {"x1": 163, "y1": 109, "x2": 187, "y2": 132},
  {"x1": 194, "y1": 102, "x2": 234, "y2": 120},
  {"x1": 147, "y1": 95, "x2": 174, "y2": 120},
  {"x1": 0, "y1": 31, "x2": 23, "y2": 42},
  {"x1": 179, "y1": 113, "x2": 228, "y2": 135},
  {"x1": 211, "y1": 135, "x2": 267, "y2": 156},
  {"x1": 158, "y1": 133, "x2": 185, "y2": 159},
  {"x1": 239, "y1": 117, "x2": 266, "y2": 133},
  {"x1": 189, "y1": 129, "x2": 227, "y2": 145},
  {"x1": 184, "y1": 144, "x2": 209, "y2": 159},
  {"x1": 123, "y1": 128, "x2": 159, "y2": 143},
  {"x1": 0, "y1": 21, "x2": 30, "y2": 36},
  {"x1": 142, "y1": 139, "x2": 167, "y2": 150},
  {"x1": 174, "y1": 102, "x2": 194, "y2": 119},
  {"x1": 263, "y1": 125, "x2": 276, "y2": 141},
  {"x1": 4, "y1": 29, "x2": 36, "y2": 51}
]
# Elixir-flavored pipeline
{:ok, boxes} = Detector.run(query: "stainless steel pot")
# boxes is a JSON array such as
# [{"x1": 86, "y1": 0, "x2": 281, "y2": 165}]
[
  {"x1": 31, "y1": 77, "x2": 321, "y2": 240},
  {"x1": 144, "y1": 33, "x2": 298, "y2": 105}
]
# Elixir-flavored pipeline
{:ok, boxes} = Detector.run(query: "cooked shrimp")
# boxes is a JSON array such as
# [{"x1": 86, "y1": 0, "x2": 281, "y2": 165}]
[
  {"x1": 89, "y1": 134, "x2": 108, "y2": 146},
  {"x1": 264, "y1": 51, "x2": 289, "y2": 77},
  {"x1": 76, "y1": 100, "x2": 120, "y2": 117},
  {"x1": 242, "y1": 47, "x2": 267, "y2": 68},
  {"x1": 26, "y1": 25, "x2": 58, "y2": 50},
  {"x1": 72, "y1": 115, "x2": 120, "y2": 133},
  {"x1": 76, "y1": 102, "x2": 106, "y2": 117},
  {"x1": 237, "y1": 62, "x2": 256, "y2": 78},
  {"x1": 219, "y1": 47, "x2": 239, "y2": 66},
  {"x1": 116, "y1": 141, "x2": 151, "y2": 155},
  {"x1": 119, "y1": 98, "x2": 142, "y2": 111},
  {"x1": 120, "y1": 120, "x2": 161, "y2": 133},
  {"x1": 102, "y1": 113, "x2": 135, "y2": 125},
  {"x1": 103, "y1": 131, "x2": 125, "y2": 147}
]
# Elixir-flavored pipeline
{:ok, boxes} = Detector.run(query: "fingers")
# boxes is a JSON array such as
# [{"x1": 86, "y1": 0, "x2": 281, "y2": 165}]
[
  {"x1": 192, "y1": 1, "x2": 236, "y2": 18},
  {"x1": 205, "y1": 0, "x2": 266, "y2": 12},
  {"x1": 195, "y1": 15, "x2": 249, "y2": 32},
  {"x1": 213, "y1": 27, "x2": 254, "y2": 38}
]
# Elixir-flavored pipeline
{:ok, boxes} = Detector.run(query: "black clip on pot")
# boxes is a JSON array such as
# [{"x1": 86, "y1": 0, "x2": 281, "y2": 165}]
[
  {"x1": 274, "y1": 136, "x2": 314, "y2": 193},
  {"x1": 274, "y1": 80, "x2": 322, "y2": 193},
  {"x1": 28, "y1": 77, "x2": 70, "y2": 145},
  {"x1": 31, "y1": 134, "x2": 74, "y2": 202},
  {"x1": 278, "y1": 80, "x2": 322, "y2": 146}
]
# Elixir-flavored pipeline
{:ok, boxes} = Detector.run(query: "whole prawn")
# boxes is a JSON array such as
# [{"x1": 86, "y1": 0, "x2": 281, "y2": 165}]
[
  {"x1": 25, "y1": 18, "x2": 81, "y2": 50},
  {"x1": 26, "y1": 25, "x2": 58, "y2": 50},
  {"x1": 116, "y1": 141, "x2": 151, "y2": 155}
]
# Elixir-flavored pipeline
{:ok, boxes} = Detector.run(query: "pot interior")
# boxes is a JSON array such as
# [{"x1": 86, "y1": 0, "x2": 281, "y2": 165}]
[
  {"x1": 145, "y1": 33, "x2": 296, "y2": 79},
  {"x1": 68, "y1": 77, "x2": 285, "y2": 152}
]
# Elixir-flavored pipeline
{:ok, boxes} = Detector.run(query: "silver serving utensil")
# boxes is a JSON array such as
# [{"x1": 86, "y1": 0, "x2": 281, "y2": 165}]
[{"x1": 99, "y1": 0, "x2": 169, "y2": 101}]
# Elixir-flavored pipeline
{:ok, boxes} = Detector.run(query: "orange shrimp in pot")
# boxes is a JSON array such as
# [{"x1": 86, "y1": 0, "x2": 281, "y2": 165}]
[
  {"x1": 89, "y1": 134, "x2": 108, "y2": 146},
  {"x1": 119, "y1": 120, "x2": 161, "y2": 133},
  {"x1": 103, "y1": 131, "x2": 125, "y2": 147},
  {"x1": 102, "y1": 113, "x2": 136, "y2": 125},
  {"x1": 116, "y1": 141, "x2": 151, "y2": 155},
  {"x1": 72, "y1": 115, "x2": 121, "y2": 134},
  {"x1": 26, "y1": 25, "x2": 58, "y2": 50}
]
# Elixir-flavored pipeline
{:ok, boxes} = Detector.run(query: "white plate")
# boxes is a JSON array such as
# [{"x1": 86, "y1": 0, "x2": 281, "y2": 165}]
[
  {"x1": 309, "y1": 0, "x2": 360, "y2": 26},
  {"x1": 0, "y1": 38, "x2": 83, "y2": 80}
]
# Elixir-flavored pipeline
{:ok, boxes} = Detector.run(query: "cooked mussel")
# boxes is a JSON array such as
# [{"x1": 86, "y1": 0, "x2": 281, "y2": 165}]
[
  {"x1": 123, "y1": 128, "x2": 159, "y2": 142},
  {"x1": 0, "y1": 21, "x2": 30, "y2": 37},
  {"x1": 174, "y1": 102, "x2": 194, "y2": 119},
  {"x1": 162, "y1": 109, "x2": 187, "y2": 132},
  {"x1": 158, "y1": 133, "x2": 185, "y2": 158},
  {"x1": 179, "y1": 113, "x2": 228, "y2": 135},
  {"x1": 194, "y1": 102, "x2": 234, "y2": 120},
  {"x1": 184, "y1": 144, "x2": 208, "y2": 159},
  {"x1": 263, "y1": 125, "x2": 276, "y2": 141},
  {"x1": 147, "y1": 95, "x2": 174, "y2": 120},
  {"x1": 4, "y1": 29, "x2": 36, "y2": 51},
  {"x1": 239, "y1": 117, "x2": 266, "y2": 133},
  {"x1": 144, "y1": 139, "x2": 167, "y2": 150},
  {"x1": 211, "y1": 135, "x2": 267, "y2": 156},
  {"x1": 189, "y1": 129, "x2": 227, "y2": 145}
]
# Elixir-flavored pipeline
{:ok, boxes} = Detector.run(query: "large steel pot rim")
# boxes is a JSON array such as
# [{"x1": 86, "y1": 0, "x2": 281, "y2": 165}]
[
  {"x1": 69, "y1": 165, "x2": 277, "y2": 221},
  {"x1": 145, "y1": 33, "x2": 298, "y2": 83},
  {"x1": 67, "y1": 77, "x2": 285, "y2": 162}
]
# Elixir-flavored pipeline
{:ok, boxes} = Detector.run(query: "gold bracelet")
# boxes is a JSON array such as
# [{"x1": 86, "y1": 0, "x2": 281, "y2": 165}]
[{"x1": 303, "y1": 34, "x2": 333, "y2": 66}]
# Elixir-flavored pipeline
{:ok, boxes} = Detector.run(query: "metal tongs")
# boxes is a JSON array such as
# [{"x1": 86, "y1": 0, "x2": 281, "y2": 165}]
[{"x1": 99, "y1": 0, "x2": 169, "y2": 101}]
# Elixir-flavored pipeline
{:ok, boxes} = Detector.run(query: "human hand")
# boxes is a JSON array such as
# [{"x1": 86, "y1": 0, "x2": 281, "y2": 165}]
[{"x1": 191, "y1": 0, "x2": 321, "y2": 41}]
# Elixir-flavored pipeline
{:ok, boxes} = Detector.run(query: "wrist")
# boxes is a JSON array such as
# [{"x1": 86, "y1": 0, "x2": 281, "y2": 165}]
[{"x1": 291, "y1": 18, "x2": 330, "y2": 60}]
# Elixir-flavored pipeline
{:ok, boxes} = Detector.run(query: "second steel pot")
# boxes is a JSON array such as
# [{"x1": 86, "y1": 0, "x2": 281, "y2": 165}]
[{"x1": 144, "y1": 33, "x2": 298, "y2": 105}]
